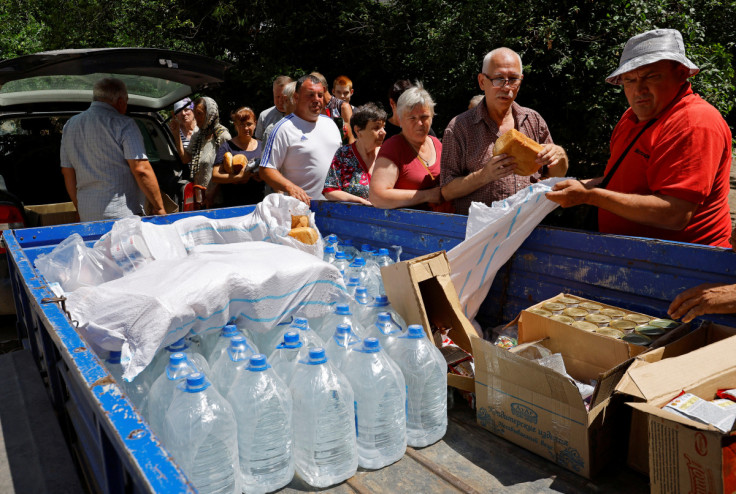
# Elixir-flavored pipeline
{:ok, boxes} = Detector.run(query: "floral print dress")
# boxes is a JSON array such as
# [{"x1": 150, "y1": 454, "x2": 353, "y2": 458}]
[{"x1": 322, "y1": 143, "x2": 371, "y2": 199}]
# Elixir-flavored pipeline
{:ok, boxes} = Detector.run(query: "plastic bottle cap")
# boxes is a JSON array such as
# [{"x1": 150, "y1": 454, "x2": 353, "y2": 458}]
[
  {"x1": 248, "y1": 354, "x2": 268, "y2": 371},
  {"x1": 374, "y1": 295, "x2": 389, "y2": 306},
  {"x1": 325, "y1": 245, "x2": 335, "y2": 253},
  {"x1": 230, "y1": 335, "x2": 246, "y2": 347},
  {"x1": 167, "y1": 338, "x2": 188, "y2": 351},
  {"x1": 352, "y1": 257, "x2": 365, "y2": 266},
  {"x1": 355, "y1": 287, "x2": 368, "y2": 295},
  {"x1": 170, "y1": 353, "x2": 186, "y2": 365},
  {"x1": 336, "y1": 324, "x2": 351, "y2": 335},
  {"x1": 222, "y1": 324, "x2": 239, "y2": 337},
  {"x1": 363, "y1": 338, "x2": 380, "y2": 352},
  {"x1": 335, "y1": 251, "x2": 347, "y2": 260},
  {"x1": 407, "y1": 325, "x2": 426, "y2": 339},
  {"x1": 185, "y1": 372, "x2": 208, "y2": 392},
  {"x1": 336, "y1": 304, "x2": 351, "y2": 315},
  {"x1": 347, "y1": 276, "x2": 360, "y2": 285},
  {"x1": 293, "y1": 317, "x2": 309, "y2": 327},
  {"x1": 308, "y1": 347, "x2": 328, "y2": 364},
  {"x1": 326, "y1": 234, "x2": 338, "y2": 244},
  {"x1": 284, "y1": 331, "x2": 300, "y2": 346},
  {"x1": 377, "y1": 312, "x2": 391, "y2": 323},
  {"x1": 378, "y1": 248, "x2": 389, "y2": 256},
  {"x1": 361, "y1": 244, "x2": 372, "y2": 252}
]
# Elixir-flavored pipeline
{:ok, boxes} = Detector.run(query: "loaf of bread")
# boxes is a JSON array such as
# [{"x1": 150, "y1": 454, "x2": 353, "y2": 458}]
[
  {"x1": 288, "y1": 227, "x2": 319, "y2": 245},
  {"x1": 493, "y1": 129, "x2": 544, "y2": 176},
  {"x1": 221, "y1": 152, "x2": 246, "y2": 174},
  {"x1": 291, "y1": 215, "x2": 309, "y2": 229}
]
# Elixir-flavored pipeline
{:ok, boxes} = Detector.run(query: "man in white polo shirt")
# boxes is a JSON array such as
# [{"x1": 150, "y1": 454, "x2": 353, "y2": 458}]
[{"x1": 260, "y1": 74, "x2": 341, "y2": 205}]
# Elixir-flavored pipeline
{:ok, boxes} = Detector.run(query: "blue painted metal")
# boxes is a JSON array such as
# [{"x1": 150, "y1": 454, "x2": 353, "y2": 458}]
[{"x1": 7, "y1": 199, "x2": 736, "y2": 492}]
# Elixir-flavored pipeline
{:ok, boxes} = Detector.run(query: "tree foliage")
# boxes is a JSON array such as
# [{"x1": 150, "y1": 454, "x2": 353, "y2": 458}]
[{"x1": 2, "y1": 0, "x2": 734, "y2": 176}]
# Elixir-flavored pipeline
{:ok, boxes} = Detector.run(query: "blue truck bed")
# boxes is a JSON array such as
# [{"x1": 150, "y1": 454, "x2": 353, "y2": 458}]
[{"x1": 5, "y1": 201, "x2": 736, "y2": 493}]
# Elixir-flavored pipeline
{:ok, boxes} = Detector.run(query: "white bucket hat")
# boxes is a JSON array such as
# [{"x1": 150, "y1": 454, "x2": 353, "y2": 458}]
[{"x1": 606, "y1": 29, "x2": 699, "y2": 85}]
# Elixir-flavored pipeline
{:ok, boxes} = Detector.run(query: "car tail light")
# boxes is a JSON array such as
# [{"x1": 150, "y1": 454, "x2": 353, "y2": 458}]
[{"x1": 0, "y1": 204, "x2": 25, "y2": 253}]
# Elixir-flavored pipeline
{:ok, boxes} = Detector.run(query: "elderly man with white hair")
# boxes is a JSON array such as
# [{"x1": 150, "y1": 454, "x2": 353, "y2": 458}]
[
  {"x1": 440, "y1": 47, "x2": 568, "y2": 215},
  {"x1": 547, "y1": 29, "x2": 732, "y2": 247},
  {"x1": 60, "y1": 77, "x2": 166, "y2": 221}
]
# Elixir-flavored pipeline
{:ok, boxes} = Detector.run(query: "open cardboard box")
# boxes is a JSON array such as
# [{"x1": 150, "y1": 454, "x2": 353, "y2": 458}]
[
  {"x1": 470, "y1": 294, "x2": 674, "y2": 478},
  {"x1": 381, "y1": 251, "x2": 476, "y2": 393},
  {"x1": 24, "y1": 202, "x2": 78, "y2": 227},
  {"x1": 616, "y1": 321, "x2": 736, "y2": 476},
  {"x1": 625, "y1": 334, "x2": 736, "y2": 493}
]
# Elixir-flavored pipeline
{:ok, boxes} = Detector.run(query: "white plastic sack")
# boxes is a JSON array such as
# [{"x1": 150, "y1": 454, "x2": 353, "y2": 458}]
[
  {"x1": 36, "y1": 194, "x2": 322, "y2": 292},
  {"x1": 67, "y1": 241, "x2": 345, "y2": 380},
  {"x1": 447, "y1": 177, "x2": 567, "y2": 322}
]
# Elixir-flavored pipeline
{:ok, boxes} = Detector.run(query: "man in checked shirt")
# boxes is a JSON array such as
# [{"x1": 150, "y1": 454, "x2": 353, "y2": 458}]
[{"x1": 440, "y1": 47, "x2": 568, "y2": 215}]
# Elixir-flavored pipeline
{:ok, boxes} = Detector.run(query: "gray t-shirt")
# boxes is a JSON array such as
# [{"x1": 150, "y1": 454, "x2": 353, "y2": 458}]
[
  {"x1": 255, "y1": 105, "x2": 285, "y2": 141},
  {"x1": 60, "y1": 101, "x2": 148, "y2": 222}
]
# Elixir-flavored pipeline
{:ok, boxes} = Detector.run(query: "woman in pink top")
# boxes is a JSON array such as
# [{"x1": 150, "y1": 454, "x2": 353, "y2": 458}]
[{"x1": 369, "y1": 84, "x2": 448, "y2": 211}]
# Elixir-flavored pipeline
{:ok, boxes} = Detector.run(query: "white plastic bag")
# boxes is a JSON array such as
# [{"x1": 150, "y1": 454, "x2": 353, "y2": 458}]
[
  {"x1": 67, "y1": 241, "x2": 345, "y2": 380},
  {"x1": 447, "y1": 177, "x2": 567, "y2": 322},
  {"x1": 35, "y1": 233, "x2": 123, "y2": 291}
]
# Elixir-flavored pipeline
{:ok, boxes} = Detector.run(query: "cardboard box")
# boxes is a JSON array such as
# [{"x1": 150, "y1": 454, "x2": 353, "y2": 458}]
[
  {"x1": 626, "y1": 335, "x2": 736, "y2": 493},
  {"x1": 381, "y1": 251, "x2": 477, "y2": 393},
  {"x1": 24, "y1": 202, "x2": 78, "y2": 227},
  {"x1": 617, "y1": 322, "x2": 736, "y2": 476},
  {"x1": 471, "y1": 294, "x2": 652, "y2": 478}
]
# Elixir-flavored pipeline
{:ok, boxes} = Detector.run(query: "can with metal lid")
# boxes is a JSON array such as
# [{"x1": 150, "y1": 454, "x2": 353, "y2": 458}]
[
  {"x1": 649, "y1": 319, "x2": 679, "y2": 330},
  {"x1": 585, "y1": 314, "x2": 612, "y2": 327},
  {"x1": 542, "y1": 302, "x2": 565, "y2": 315},
  {"x1": 550, "y1": 314, "x2": 575, "y2": 325},
  {"x1": 595, "y1": 327, "x2": 624, "y2": 339},
  {"x1": 610, "y1": 319, "x2": 637, "y2": 333},
  {"x1": 623, "y1": 333, "x2": 652, "y2": 346},
  {"x1": 557, "y1": 296, "x2": 580, "y2": 307},
  {"x1": 528, "y1": 308, "x2": 553, "y2": 317},
  {"x1": 571, "y1": 321, "x2": 598, "y2": 332},
  {"x1": 579, "y1": 302, "x2": 602, "y2": 313},
  {"x1": 623, "y1": 313, "x2": 651, "y2": 325},
  {"x1": 562, "y1": 307, "x2": 588, "y2": 321},
  {"x1": 599, "y1": 308, "x2": 625, "y2": 320},
  {"x1": 636, "y1": 325, "x2": 666, "y2": 337}
]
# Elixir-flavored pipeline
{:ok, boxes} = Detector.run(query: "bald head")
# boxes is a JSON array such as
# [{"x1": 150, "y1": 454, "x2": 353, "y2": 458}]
[{"x1": 482, "y1": 48, "x2": 522, "y2": 74}]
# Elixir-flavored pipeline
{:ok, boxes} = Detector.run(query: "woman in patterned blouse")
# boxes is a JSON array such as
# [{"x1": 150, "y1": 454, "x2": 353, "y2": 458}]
[{"x1": 322, "y1": 103, "x2": 387, "y2": 205}]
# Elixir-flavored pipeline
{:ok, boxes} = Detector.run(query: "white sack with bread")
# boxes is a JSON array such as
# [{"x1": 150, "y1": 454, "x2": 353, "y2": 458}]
[{"x1": 493, "y1": 128, "x2": 544, "y2": 176}]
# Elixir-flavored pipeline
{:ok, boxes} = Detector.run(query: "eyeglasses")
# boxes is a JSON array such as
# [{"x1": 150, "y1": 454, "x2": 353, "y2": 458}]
[{"x1": 482, "y1": 74, "x2": 523, "y2": 88}]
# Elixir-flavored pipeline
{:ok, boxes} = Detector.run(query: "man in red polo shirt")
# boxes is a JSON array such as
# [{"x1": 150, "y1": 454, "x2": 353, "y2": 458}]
[{"x1": 547, "y1": 29, "x2": 732, "y2": 248}]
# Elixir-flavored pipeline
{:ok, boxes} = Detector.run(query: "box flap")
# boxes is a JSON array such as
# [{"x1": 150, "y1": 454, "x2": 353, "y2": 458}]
[
  {"x1": 615, "y1": 359, "x2": 649, "y2": 399},
  {"x1": 628, "y1": 402, "x2": 722, "y2": 433},
  {"x1": 474, "y1": 336, "x2": 588, "y2": 413},
  {"x1": 628, "y1": 334, "x2": 736, "y2": 404},
  {"x1": 589, "y1": 357, "x2": 632, "y2": 409}
]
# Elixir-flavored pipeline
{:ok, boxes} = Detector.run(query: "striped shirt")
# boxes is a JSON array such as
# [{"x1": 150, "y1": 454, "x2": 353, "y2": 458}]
[
  {"x1": 440, "y1": 100, "x2": 553, "y2": 215},
  {"x1": 60, "y1": 101, "x2": 148, "y2": 222}
]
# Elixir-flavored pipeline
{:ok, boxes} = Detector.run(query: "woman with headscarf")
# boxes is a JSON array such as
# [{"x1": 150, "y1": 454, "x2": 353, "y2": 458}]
[{"x1": 171, "y1": 96, "x2": 231, "y2": 207}]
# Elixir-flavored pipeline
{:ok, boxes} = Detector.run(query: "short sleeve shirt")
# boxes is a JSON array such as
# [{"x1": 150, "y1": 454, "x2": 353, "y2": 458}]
[
  {"x1": 60, "y1": 101, "x2": 148, "y2": 222},
  {"x1": 377, "y1": 134, "x2": 442, "y2": 191},
  {"x1": 440, "y1": 100, "x2": 553, "y2": 214},
  {"x1": 260, "y1": 114, "x2": 342, "y2": 199},
  {"x1": 323, "y1": 143, "x2": 371, "y2": 199},
  {"x1": 599, "y1": 84, "x2": 733, "y2": 247}
]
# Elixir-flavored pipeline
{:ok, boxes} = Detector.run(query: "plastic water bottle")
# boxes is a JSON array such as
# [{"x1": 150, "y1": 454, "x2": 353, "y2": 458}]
[
  {"x1": 145, "y1": 352, "x2": 200, "y2": 438},
  {"x1": 332, "y1": 251, "x2": 350, "y2": 280},
  {"x1": 359, "y1": 295, "x2": 407, "y2": 332},
  {"x1": 385, "y1": 325, "x2": 447, "y2": 447},
  {"x1": 352, "y1": 287, "x2": 374, "y2": 323},
  {"x1": 342, "y1": 338, "x2": 407, "y2": 469},
  {"x1": 148, "y1": 337, "x2": 211, "y2": 384},
  {"x1": 324, "y1": 324, "x2": 362, "y2": 370},
  {"x1": 210, "y1": 335, "x2": 255, "y2": 397},
  {"x1": 289, "y1": 348, "x2": 357, "y2": 488},
  {"x1": 338, "y1": 238, "x2": 359, "y2": 261},
  {"x1": 345, "y1": 257, "x2": 370, "y2": 288},
  {"x1": 368, "y1": 312, "x2": 404, "y2": 354},
  {"x1": 324, "y1": 233, "x2": 340, "y2": 248},
  {"x1": 268, "y1": 331, "x2": 303, "y2": 385},
  {"x1": 105, "y1": 351, "x2": 149, "y2": 409},
  {"x1": 163, "y1": 373, "x2": 240, "y2": 494},
  {"x1": 367, "y1": 248, "x2": 395, "y2": 296},
  {"x1": 289, "y1": 317, "x2": 324, "y2": 355},
  {"x1": 208, "y1": 324, "x2": 257, "y2": 365},
  {"x1": 345, "y1": 276, "x2": 361, "y2": 297},
  {"x1": 318, "y1": 303, "x2": 366, "y2": 341},
  {"x1": 227, "y1": 355, "x2": 294, "y2": 494},
  {"x1": 323, "y1": 244, "x2": 336, "y2": 264}
]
